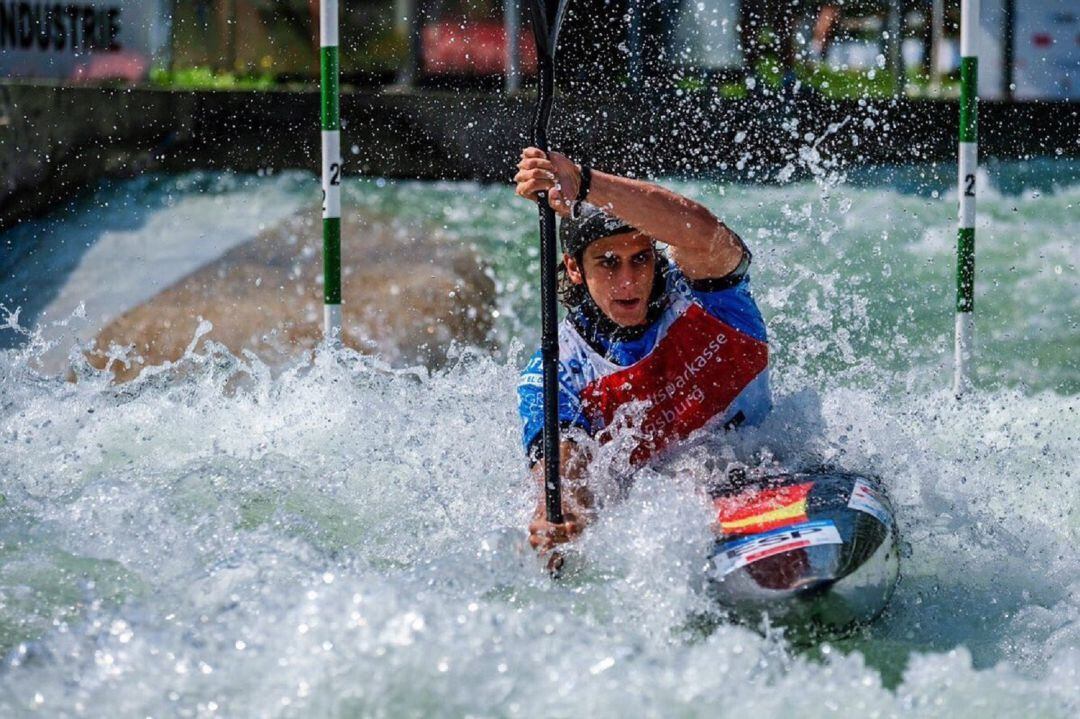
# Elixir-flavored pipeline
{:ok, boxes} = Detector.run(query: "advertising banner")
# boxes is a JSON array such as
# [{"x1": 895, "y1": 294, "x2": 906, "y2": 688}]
[
  {"x1": 1014, "y1": 0, "x2": 1078, "y2": 100},
  {"x1": 0, "y1": 1, "x2": 170, "y2": 82},
  {"x1": 978, "y1": 0, "x2": 1079, "y2": 99}
]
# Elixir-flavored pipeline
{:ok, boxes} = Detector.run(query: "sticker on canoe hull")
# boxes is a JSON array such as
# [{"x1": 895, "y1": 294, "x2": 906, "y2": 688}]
[
  {"x1": 712, "y1": 520, "x2": 843, "y2": 578},
  {"x1": 715, "y1": 482, "x2": 812, "y2": 536},
  {"x1": 847, "y1": 478, "x2": 891, "y2": 526}
]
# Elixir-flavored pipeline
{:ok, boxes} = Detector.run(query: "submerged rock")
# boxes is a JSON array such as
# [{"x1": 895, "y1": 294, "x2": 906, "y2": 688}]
[{"x1": 87, "y1": 207, "x2": 495, "y2": 382}]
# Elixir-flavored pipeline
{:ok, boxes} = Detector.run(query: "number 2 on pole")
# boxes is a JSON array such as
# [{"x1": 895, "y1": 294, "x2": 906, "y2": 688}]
[
  {"x1": 964, "y1": 174, "x2": 975, "y2": 197},
  {"x1": 321, "y1": 163, "x2": 341, "y2": 213}
]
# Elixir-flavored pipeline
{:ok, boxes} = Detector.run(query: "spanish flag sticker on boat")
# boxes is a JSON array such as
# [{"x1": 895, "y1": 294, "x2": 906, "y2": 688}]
[{"x1": 714, "y1": 482, "x2": 812, "y2": 536}]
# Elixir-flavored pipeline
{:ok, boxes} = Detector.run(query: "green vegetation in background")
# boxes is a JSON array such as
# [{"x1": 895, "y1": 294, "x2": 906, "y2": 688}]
[
  {"x1": 150, "y1": 66, "x2": 277, "y2": 90},
  {"x1": 153, "y1": 58, "x2": 957, "y2": 99},
  {"x1": 801, "y1": 63, "x2": 960, "y2": 99},
  {"x1": 799, "y1": 62, "x2": 896, "y2": 97},
  {"x1": 694, "y1": 58, "x2": 960, "y2": 100},
  {"x1": 168, "y1": 0, "x2": 404, "y2": 82}
]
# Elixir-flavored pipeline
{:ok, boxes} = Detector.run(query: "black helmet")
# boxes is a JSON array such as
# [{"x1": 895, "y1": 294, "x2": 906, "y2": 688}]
[{"x1": 559, "y1": 203, "x2": 634, "y2": 257}]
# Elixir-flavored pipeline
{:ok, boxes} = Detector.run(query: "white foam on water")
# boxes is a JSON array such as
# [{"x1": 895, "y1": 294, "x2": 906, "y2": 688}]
[
  {"x1": 0, "y1": 165, "x2": 1077, "y2": 716},
  {"x1": 0, "y1": 341, "x2": 1076, "y2": 717}
]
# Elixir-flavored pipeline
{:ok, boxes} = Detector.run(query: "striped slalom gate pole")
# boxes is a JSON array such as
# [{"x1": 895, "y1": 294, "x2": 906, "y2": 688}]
[
  {"x1": 321, "y1": 0, "x2": 343, "y2": 342},
  {"x1": 954, "y1": 0, "x2": 978, "y2": 397}
]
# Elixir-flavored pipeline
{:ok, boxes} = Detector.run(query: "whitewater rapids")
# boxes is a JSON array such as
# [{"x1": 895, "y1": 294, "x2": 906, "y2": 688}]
[{"x1": 0, "y1": 161, "x2": 1077, "y2": 717}]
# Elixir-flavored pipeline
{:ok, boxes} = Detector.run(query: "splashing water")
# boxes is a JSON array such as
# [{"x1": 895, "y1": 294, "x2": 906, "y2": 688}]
[{"x1": 0, "y1": 160, "x2": 1077, "y2": 716}]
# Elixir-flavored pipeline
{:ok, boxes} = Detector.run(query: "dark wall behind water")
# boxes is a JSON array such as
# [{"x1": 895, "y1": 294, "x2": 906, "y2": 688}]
[{"x1": 2, "y1": 82, "x2": 1078, "y2": 232}]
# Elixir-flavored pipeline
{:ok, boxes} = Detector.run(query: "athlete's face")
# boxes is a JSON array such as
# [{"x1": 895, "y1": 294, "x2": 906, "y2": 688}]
[{"x1": 566, "y1": 232, "x2": 656, "y2": 327}]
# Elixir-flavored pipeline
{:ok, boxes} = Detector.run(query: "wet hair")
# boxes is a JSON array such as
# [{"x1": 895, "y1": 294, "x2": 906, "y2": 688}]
[{"x1": 556, "y1": 255, "x2": 589, "y2": 309}]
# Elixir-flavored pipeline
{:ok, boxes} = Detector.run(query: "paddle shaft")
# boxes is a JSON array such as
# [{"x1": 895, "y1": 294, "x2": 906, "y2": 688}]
[{"x1": 532, "y1": 54, "x2": 564, "y2": 525}]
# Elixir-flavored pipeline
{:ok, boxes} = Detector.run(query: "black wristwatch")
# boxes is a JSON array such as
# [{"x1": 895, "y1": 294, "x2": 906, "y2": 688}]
[{"x1": 575, "y1": 165, "x2": 592, "y2": 201}]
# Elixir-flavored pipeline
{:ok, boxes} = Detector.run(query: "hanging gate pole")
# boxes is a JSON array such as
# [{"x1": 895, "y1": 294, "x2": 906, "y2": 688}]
[
  {"x1": 321, "y1": 0, "x2": 343, "y2": 341},
  {"x1": 954, "y1": 0, "x2": 978, "y2": 396}
]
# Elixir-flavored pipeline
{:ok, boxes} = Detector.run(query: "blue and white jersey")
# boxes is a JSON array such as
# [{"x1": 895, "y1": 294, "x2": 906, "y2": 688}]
[{"x1": 518, "y1": 262, "x2": 771, "y2": 463}]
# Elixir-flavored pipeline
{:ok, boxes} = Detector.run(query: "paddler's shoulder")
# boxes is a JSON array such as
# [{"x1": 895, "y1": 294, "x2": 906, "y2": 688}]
[
  {"x1": 663, "y1": 249, "x2": 753, "y2": 295},
  {"x1": 664, "y1": 257, "x2": 767, "y2": 343}
]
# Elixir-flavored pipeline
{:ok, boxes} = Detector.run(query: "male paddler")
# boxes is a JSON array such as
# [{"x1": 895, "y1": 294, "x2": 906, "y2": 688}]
[{"x1": 513, "y1": 148, "x2": 773, "y2": 555}]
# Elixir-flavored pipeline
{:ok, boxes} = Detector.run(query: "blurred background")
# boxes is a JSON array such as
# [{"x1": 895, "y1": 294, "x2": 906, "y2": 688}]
[{"x1": 1, "y1": 0, "x2": 1076, "y2": 99}]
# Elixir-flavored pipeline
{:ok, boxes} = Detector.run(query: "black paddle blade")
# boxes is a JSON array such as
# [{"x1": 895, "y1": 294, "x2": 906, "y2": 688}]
[{"x1": 528, "y1": 0, "x2": 569, "y2": 60}]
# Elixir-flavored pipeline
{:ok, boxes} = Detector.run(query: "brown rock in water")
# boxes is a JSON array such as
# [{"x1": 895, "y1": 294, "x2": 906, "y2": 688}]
[{"x1": 87, "y1": 207, "x2": 495, "y2": 382}]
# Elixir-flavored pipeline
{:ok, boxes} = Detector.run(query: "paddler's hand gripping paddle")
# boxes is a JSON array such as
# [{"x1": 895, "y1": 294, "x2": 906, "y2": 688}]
[{"x1": 528, "y1": 0, "x2": 570, "y2": 531}]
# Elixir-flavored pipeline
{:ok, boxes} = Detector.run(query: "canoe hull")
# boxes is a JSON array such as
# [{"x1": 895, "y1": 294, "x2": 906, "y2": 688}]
[{"x1": 706, "y1": 469, "x2": 900, "y2": 631}]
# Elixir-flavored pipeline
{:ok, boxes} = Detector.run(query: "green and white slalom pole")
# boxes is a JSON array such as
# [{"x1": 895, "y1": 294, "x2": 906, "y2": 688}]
[
  {"x1": 954, "y1": 0, "x2": 978, "y2": 396},
  {"x1": 321, "y1": 0, "x2": 343, "y2": 342}
]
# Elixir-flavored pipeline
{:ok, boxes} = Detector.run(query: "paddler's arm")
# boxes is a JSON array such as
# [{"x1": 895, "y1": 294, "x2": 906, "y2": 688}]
[
  {"x1": 515, "y1": 147, "x2": 746, "y2": 281},
  {"x1": 527, "y1": 439, "x2": 595, "y2": 555}
]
